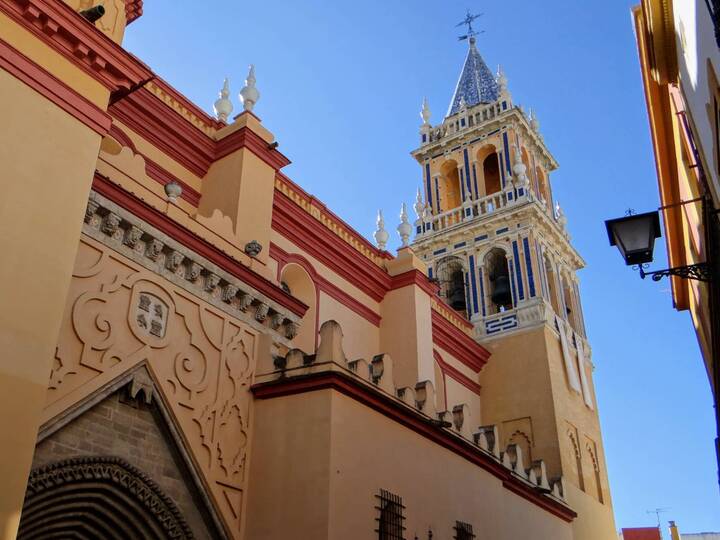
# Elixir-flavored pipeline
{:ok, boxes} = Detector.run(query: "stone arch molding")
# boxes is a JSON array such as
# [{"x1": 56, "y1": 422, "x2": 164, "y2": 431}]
[{"x1": 18, "y1": 456, "x2": 194, "y2": 540}]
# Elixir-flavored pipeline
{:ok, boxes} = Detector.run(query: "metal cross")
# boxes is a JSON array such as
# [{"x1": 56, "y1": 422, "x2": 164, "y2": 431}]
[{"x1": 456, "y1": 9, "x2": 484, "y2": 41}]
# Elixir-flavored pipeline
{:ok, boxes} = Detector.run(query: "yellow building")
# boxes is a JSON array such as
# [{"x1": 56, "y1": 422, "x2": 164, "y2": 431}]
[
  {"x1": 0, "y1": 1, "x2": 616, "y2": 538},
  {"x1": 632, "y1": 0, "x2": 720, "y2": 481}
]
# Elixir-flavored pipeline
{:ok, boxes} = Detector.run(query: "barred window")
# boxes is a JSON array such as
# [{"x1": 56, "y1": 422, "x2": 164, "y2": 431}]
[
  {"x1": 375, "y1": 490, "x2": 405, "y2": 540},
  {"x1": 454, "y1": 521, "x2": 475, "y2": 540}
]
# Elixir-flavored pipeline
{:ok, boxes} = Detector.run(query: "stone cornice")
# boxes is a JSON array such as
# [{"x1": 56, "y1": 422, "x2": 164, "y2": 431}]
[
  {"x1": 89, "y1": 178, "x2": 307, "y2": 336},
  {"x1": 0, "y1": 0, "x2": 153, "y2": 92},
  {"x1": 431, "y1": 307, "x2": 490, "y2": 372}
]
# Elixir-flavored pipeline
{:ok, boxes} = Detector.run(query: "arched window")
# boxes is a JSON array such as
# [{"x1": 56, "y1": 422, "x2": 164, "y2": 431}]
[
  {"x1": 438, "y1": 160, "x2": 462, "y2": 211},
  {"x1": 508, "y1": 430, "x2": 532, "y2": 464},
  {"x1": 436, "y1": 256, "x2": 468, "y2": 317},
  {"x1": 567, "y1": 431, "x2": 585, "y2": 492},
  {"x1": 484, "y1": 248, "x2": 512, "y2": 314},
  {"x1": 585, "y1": 443, "x2": 604, "y2": 504},
  {"x1": 476, "y1": 145, "x2": 500, "y2": 196},
  {"x1": 280, "y1": 262, "x2": 317, "y2": 353},
  {"x1": 561, "y1": 275, "x2": 577, "y2": 331},
  {"x1": 544, "y1": 255, "x2": 560, "y2": 316},
  {"x1": 536, "y1": 166, "x2": 550, "y2": 205}
]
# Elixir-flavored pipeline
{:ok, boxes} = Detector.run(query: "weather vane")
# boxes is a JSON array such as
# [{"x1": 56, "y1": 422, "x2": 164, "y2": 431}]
[{"x1": 456, "y1": 9, "x2": 484, "y2": 41}]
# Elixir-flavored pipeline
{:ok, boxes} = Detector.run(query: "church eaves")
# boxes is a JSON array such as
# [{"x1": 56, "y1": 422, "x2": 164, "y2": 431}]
[{"x1": 447, "y1": 38, "x2": 499, "y2": 117}]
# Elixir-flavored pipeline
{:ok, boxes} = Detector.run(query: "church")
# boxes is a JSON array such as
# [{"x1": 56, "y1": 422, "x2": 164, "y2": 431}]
[{"x1": 0, "y1": 1, "x2": 617, "y2": 538}]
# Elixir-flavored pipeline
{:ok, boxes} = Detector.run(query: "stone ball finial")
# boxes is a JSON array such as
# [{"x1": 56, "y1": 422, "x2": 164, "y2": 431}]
[
  {"x1": 164, "y1": 181, "x2": 182, "y2": 203},
  {"x1": 421, "y1": 97, "x2": 431, "y2": 125},
  {"x1": 373, "y1": 210, "x2": 389, "y2": 251},
  {"x1": 239, "y1": 64, "x2": 260, "y2": 112},
  {"x1": 213, "y1": 78, "x2": 233, "y2": 122}
]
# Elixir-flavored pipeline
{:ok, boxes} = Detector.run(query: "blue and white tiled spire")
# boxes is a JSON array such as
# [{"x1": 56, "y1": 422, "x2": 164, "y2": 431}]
[{"x1": 447, "y1": 37, "x2": 499, "y2": 117}]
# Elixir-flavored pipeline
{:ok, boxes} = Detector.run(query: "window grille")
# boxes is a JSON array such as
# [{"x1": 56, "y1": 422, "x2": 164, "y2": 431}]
[
  {"x1": 454, "y1": 521, "x2": 475, "y2": 540},
  {"x1": 375, "y1": 490, "x2": 405, "y2": 540}
]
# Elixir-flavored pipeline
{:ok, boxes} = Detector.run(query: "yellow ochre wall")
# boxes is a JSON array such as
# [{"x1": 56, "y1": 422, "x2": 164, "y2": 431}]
[{"x1": 245, "y1": 389, "x2": 574, "y2": 540}]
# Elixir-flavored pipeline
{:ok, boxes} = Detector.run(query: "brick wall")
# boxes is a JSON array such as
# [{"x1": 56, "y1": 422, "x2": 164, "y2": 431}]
[{"x1": 32, "y1": 389, "x2": 218, "y2": 539}]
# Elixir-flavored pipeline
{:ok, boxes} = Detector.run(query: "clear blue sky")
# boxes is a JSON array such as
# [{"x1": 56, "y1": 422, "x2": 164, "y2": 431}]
[{"x1": 124, "y1": 0, "x2": 719, "y2": 533}]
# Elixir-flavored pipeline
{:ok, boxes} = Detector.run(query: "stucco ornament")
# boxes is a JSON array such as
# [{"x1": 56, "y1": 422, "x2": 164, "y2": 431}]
[
  {"x1": 413, "y1": 188, "x2": 424, "y2": 220},
  {"x1": 373, "y1": 210, "x2": 389, "y2": 251},
  {"x1": 497, "y1": 65, "x2": 508, "y2": 94},
  {"x1": 213, "y1": 78, "x2": 233, "y2": 122},
  {"x1": 511, "y1": 145, "x2": 530, "y2": 189},
  {"x1": 239, "y1": 65, "x2": 259, "y2": 112},
  {"x1": 397, "y1": 203, "x2": 412, "y2": 247},
  {"x1": 164, "y1": 180, "x2": 182, "y2": 203}
]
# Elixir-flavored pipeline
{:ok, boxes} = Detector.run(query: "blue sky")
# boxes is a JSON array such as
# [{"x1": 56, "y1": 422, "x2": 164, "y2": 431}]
[{"x1": 123, "y1": 0, "x2": 719, "y2": 533}]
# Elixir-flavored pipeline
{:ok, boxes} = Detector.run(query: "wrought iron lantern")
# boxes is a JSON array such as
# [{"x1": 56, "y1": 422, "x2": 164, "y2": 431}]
[{"x1": 605, "y1": 209, "x2": 710, "y2": 282}]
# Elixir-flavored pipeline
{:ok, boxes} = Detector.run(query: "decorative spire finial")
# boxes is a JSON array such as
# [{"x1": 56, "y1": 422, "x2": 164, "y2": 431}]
[
  {"x1": 213, "y1": 78, "x2": 233, "y2": 122},
  {"x1": 397, "y1": 203, "x2": 412, "y2": 248},
  {"x1": 497, "y1": 65, "x2": 508, "y2": 93},
  {"x1": 456, "y1": 10, "x2": 483, "y2": 44},
  {"x1": 529, "y1": 108, "x2": 540, "y2": 132},
  {"x1": 374, "y1": 210, "x2": 389, "y2": 251},
  {"x1": 239, "y1": 64, "x2": 260, "y2": 112},
  {"x1": 414, "y1": 188, "x2": 424, "y2": 219},
  {"x1": 421, "y1": 97, "x2": 431, "y2": 125}
]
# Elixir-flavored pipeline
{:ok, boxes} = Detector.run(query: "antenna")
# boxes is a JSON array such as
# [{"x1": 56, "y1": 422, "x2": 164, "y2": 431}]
[
  {"x1": 456, "y1": 9, "x2": 485, "y2": 41},
  {"x1": 646, "y1": 508, "x2": 671, "y2": 539}
]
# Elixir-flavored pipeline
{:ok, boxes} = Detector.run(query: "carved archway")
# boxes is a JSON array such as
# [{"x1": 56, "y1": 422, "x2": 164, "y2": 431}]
[{"x1": 18, "y1": 457, "x2": 194, "y2": 540}]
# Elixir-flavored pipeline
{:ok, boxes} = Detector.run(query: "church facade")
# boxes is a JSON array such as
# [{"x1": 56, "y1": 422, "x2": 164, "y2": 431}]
[{"x1": 0, "y1": 1, "x2": 616, "y2": 539}]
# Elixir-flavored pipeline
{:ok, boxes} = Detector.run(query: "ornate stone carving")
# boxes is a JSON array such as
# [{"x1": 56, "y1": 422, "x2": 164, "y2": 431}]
[
  {"x1": 21, "y1": 457, "x2": 193, "y2": 540},
  {"x1": 284, "y1": 321, "x2": 299, "y2": 340},
  {"x1": 186, "y1": 262, "x2": 203, "y2": 282},
  {"x1": 123, "y1": 225, "x2": 143, "y2": 249},
  {"x1": 238, "y1": 293, "x2": 253, "y2": 312},
  {"x1": 204, "y1": 273, "x2": 220, "y2": 292},
  {"x1": 146, "y1": 239, "x2": 164, "y2": 261},
  {"x1": 84, "y1": 200, "x2": 99, "y2": 224},
  {"x1": 254, "y1": 303, "x2": 269, "y2": 322},
  {"x1": 165, "y1": 250, "x2": 185, "y2": 272},
  {"x1": 101, "y1": 212, "x2": 122, "y2": 236},
  {"x1": 270, "y1": 313, "x2": 284, "y2": 330},
  {"x1": 222, "y1": 285, "x2": 238, "y2": 303},
  {"x1": 244, "y1": 240, "x2": 262, "y2": 257},
  {"x1": 51, "y1": 238, "x2": 256, "y2": 533}
]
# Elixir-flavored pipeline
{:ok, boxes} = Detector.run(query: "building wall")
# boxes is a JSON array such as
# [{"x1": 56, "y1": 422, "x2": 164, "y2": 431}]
[{"x1": 245, "y1": 389, "x2": 575, "y2": 540}]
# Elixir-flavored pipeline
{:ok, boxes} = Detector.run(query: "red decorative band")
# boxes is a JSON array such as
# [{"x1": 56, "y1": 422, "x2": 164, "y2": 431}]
[
  {"x1": 431, "y1": 309, "x2": 490, "y2": 372},
  {"x1": 0, "y1": 37, "x2": 111, "y2": 135},
  {"x1": 434, "y1": 350, "x2": 482, "y2": 396},
  {"x1": 390, "y1": 269, "x2": 441, "y2": 297},
  {"x1": 251, "y1": 370, "x2": 576, "y2": 523},
  {"x1": 92, "y1": 174, "x2": 308, "y2": 318}
]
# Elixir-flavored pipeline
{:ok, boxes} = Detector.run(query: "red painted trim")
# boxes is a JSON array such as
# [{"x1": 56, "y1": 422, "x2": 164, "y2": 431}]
[
  {"x1": 390, "y1": 269, "x2": 441, "y2": 297},
  {"x1": 0, "y1": 38, "x2": 111, "y2": 135},
  {"x1": 0, "y1": 0, "x2": 153, "y2": 92},
  {"x1": 92, "y1": 174, "x2": 308, "y2": 318},
  {"x1": 108, "y1": 124, "x2": 201, "y2": 207},
  {"x1": 434, "y1": 350, "x2": 482, "y2": 396},
  {"x1": 110, "y1": 88, "x2": 290, "y2": 178},
  {"x1": 270, "y1": 243, "x2": 382, "y2": 327},
  {"x1": 125, "y1": 0, "x2": 143, "y2": 24},
  {"x1": 276, "y1": 172, "x2": 394, "y2": 262},
  {"x1": 216, "y1": 126, "x2": 291, "y2": 171},
  {"x1": 431, "y1": 309, "x2": 490, "y2": 372},
  {"x1": 272, "y1": 189, "x2": 392, "y2": 302},
  {"x1": 110, "y1": 87, "x2": 215, "y2": 177},
  {"x1": 251, "y1": 371, "x2": 576, "y2": 523}
]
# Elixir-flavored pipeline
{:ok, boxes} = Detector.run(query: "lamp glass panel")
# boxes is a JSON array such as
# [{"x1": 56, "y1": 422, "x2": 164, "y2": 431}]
[{"x1": 612, "y1": 215, "x2": 656, "y2": 264}]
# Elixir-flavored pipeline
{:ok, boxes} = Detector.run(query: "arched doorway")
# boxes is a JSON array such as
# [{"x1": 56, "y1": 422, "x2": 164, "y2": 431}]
[
  {"x1": 438, "y1": 160, "x2": 462, "y2": 211},
  {"x1": 18, "y1": 457, "x2": 193, "y2": 540},
  {"x1": 280, "y1": 262, "x2": 318, "y2": 353}
]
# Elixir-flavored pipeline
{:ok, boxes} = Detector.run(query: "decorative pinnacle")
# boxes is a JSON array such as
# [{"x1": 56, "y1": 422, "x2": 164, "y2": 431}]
[
  {"x1": 529, "y1": 108, "x2": 540, "y2": 132},
  {"x1": 497, "y1": 65, "x2": 508, "y2": 93},
  {"x1": 397, "y1": 203, "x2": 412, "y2": 248},
  {"x1": 373, "y1": 210, "x2": 389, "y2": 251},
  {"x1": 421, "y1": 97, "x2": 431, "y2": 125},
  {"x1": 512, "y1": 144, "x2": 529, "y2": 188},
  {"x1": 239, "y1": 64, "x2": 260, "y2": 112},
  {"x1": 413, "y1": 188, "x2": 424, "y2": 219},
  {"x1": 213, "y1": 78, "x2": 233, "y2": 122}
]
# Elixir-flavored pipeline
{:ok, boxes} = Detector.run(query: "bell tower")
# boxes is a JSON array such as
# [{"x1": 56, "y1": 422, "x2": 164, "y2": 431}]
[{"x1": 410, "y1": 32, "x2": 617, "y2": 540}]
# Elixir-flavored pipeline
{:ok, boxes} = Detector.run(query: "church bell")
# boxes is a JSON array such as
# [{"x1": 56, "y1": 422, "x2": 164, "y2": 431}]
[{"x1": 491, "y1": 275, "x2": 512, "y2": 307}]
